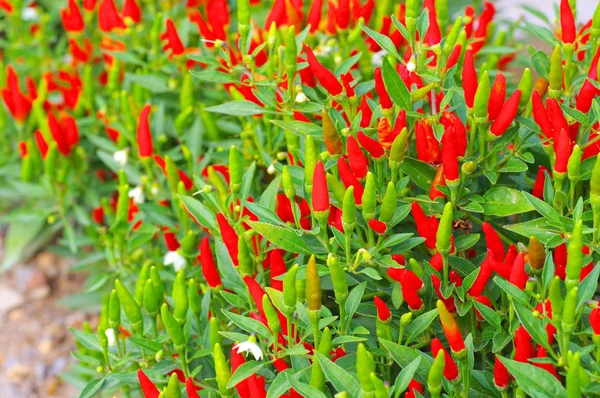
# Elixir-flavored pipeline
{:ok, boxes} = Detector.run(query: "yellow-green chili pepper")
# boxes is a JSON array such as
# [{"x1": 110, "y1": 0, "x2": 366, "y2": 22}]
[
  {"x1": 565, "y1": 220, "x2": 583, "y2": 291},
  {"x1": 115, "y1": 279, "x2": 144, "y2": 336},
  {"x1": 161, "y1": 303, "x2": 185, "y2": 351}
]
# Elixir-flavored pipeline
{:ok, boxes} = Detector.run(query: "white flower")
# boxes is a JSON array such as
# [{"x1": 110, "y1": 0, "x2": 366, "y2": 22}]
[
  {"x1": 164, "y1": 251, "x2": 186, "y2": 272},
  {"x1": 128, "y1": 186, "x2": 145, "y2": 204},
  {"x1": 105, "y1": 328, "x2": 116, "y2": 347},
  {"x1": 407, "y1": 57, "x2": 416, "y2": 73},
  {"x1": 267, "y1": 164, "x2": 276, "y2": 175},
  {"x1": 22, "y1": 7, "x2": 38, "y2": 21},
  {"x1": 295, "y1": 92, "x2": 309, "y2": 103},
  {"x1": 314, "y1": 45, "x2": 332, "y2": 56},
  {"x1": 371, "y1": 50, "x2": 387, "y2": 67},
  {"x1": 234, "y1": 341, "x2": 263, "y2": 361},
  {"x1": 113, "y1": 150, "x2": 128, "y2": 167},
  {"x1": 151, "y1": 185, "x2": 159, "y2": 195}
]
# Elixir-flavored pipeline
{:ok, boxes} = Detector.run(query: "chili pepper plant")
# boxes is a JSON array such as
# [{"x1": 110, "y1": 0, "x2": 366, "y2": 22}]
[{"x1": 3, "y1": 0, "x2": 600, "y2": 397}]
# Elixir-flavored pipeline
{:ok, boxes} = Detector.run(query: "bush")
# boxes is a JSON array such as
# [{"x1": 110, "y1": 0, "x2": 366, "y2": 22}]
[{"x1": 2, "y1": 0, "x2": 600, "y2": 397}]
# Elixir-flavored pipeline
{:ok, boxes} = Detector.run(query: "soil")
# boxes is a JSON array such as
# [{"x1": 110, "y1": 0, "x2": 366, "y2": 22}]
[{"x1": 0, "y1": 250, "x2": 91, "y2": 398}]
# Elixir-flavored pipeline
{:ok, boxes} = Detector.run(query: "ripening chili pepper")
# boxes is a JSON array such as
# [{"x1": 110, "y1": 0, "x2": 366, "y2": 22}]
[
  {"x1": 115, "y1": 279, "x2": 143, "y2": 336},
  {"x1": 374, "y1": 66, "x2": 392, "y2": 110},
  {"x1": 490, "y1": 90, "x2": 521, "y2": 137},
  {"x1": 216, "y1": 213, "x2": 239, "y2": 266},
  {"x1": 347, "y1": 135, "x2": 368, "y2": 179},
  {"x1": 437, "y1": 300, "x2": 465, "y2": 354},
  {"x1": 322, "y1": 109, "x2": 343, "y2": 156},
  {"x1": 488, "y1": 73, "x2": 506, "y2": 121},
  {"x1": 377, "y1": 117, "x2": 397, "y2": 150},
  {"x1": 436, "y1": 202, "x2": 453, "y2": 254},
  {"x1": 356, "y1": 343, "x2": 376, "y2": 394},
  {"x1": 532, "y1": 91, "x2": 553, "y2": 140},
  {"x1": 304, "y1": 45, "x2": 343, "y2": 96},
  {"x1": 61, "y1": 0, "x2": 85, "y2": 32},
  {"x1": 199, "y1": 237, "x2": 222, "y2": 288},
  {"x1": 560, "y1": 0, "x2": 576, "y2": 43},
  {"x1": 138, "y1": 370, "x2": 160, "y2": 398},
  {"x1": 441, "y1": 127, "x2": 459, "y2": 184},
  {"x1": 431, "y1": 274, "x2": 455, "y2": 311},
  {"x1": 565, "y1": 220, "x2": 584, "y2": 291},
  {"x1": 493, "y1": 357, "x2": 509, "y2": 390},
  {"x1": 482, "y1": 222, "x2": 504, "y2": 261},
  {"x1": 354, "y1": 134, "x2": 383, "y2": 166},
  {"x1": 305, "y1": 255, "x2": 322, "y2": 312},
  {"x1": 528, "y1": 236, "x2": 546, "y2": 272}
]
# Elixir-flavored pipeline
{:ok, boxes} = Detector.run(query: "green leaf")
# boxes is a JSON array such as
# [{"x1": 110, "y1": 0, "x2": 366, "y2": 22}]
[
  {"x1": 400, "y1": 158, "x2": 436, "y2": 190},
  {"x1": 129, "y1": 337, "x2": 163, "y2": 353},
  {"x1": 286, "y1": 373, "x2": 328, "y2": 398},
  {"x1": 454, "y1": 234, "x2": 480, "y2": 252},
  {"x1": 513, "y1": 301, "x2": 551, "y2": 351},
  {"x1": 473, "y1": 300, "x2": 501, "y2": 326},
  {"x1": 482, "y1": 187, "x2": 534, "y2": 216},
  {"x1": 190, "y1": 70, "x2": 238, "y2": 84},
  {"x1": 243, "y1": 201, "x2": 287, "y2": 226},
  {"x1": 494, "y1": 277, "x2": 530, "y2": 306},
  {"x1": 360, "y1": 24, "x2": 399, "y2": 60},
  {"x1": 78, "y1": 378, "x2": 106, "y2": 398},
  {"x1": 270, "y1": 120, "x2": 322, "y2": 139},
  {"x1": 379, "y1": 339, "x2": 432, "y2": 383},
  {"x1": 498, "y1": 357, "x2": 566, "y2": 398},
  {"x1": 228, "y1": 361, "x2": 265, "y2": 389},
  {"x1": 247, "y1": 221, "x2": 319, "y2": 254},
  {"x1": 127, "y1": 73, "x2": 169, "y2": 92},
  {"x1": 404, "y1": 309, "x2": 438, "y2": 344},
  {"x1": 180, "y1": 195, "x2": 218, "y2": 233},
  {"x1": 504, "y1": 218, "x2": 558, "y2": 244},
  {"x1": 345, "y1": 281, "x2": 367, "y2": 327},
  {"x1": 70, "y1": 328, "x2": 102, "y2": 352},
  {"x1": 315, "y1": 352, "x2": 361, "y2": 398},
  {"x1": 0, "y1": 214, "x2": 47, "y2": 272},
  {"x1": 522, "y1": 192, "x2": 560, "y2": 222},
  {"x1": 393, "y1": 356, "x2": 421, "y2": 395},
  {"x1": 381, "y1": 57, "x2": 411, "y2": 111},
  {"x1": 578, "y1": 263, "x2": 600, "y2": 309},
  {"x1": 222, "y1": 310, "x2": 272, "y2": 340},
  {"x1": 205, "y1": 100, "x2": 273, "y2": 116}
]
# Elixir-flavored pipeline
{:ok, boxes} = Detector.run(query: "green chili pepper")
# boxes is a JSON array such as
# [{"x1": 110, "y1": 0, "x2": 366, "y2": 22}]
[
  {"x1": 150, "y1": 266, "x2": 165, "y2": 305},
  {"x1": 108, "y1": 289, "x2": 121, "y2": 330},
  {"x1": 164, "y1": 155, "x2": 179, "y2": 193},
  {"x1": 180, "y1": 231, "x2": 196, "y2": 256},
  {"x1": 44, "y1": 142, "x2": 58, "y2": 182},
  {"x1": 304, "y1": 135, "x2": 319, "y2": 194},
  {"x1": 443, "y1": 16, "x2": 462, "y2": 57},
  {"x1": 428, "y1": 351, "x2": 445, "y2": 398},
  {"x1": 107, "y1": 59, "x2": 120, "y2": 94},
  {"x1": 98, "y1": 326, "x2": 108, "y2": 352},
  {"x1": 342, "y1": 186, "x2": 356, "y2": 233},
  {"x1": 565, "y1": 220, "x2": 583, "y2": 291},
  {"x1": 21, "y1": 155, "x2": 32, "y2": 182},
  {"x1": 282, "y1": 166, "x2": 295, "y2": 200},
  {"x1": 411, "y1": 83, "x2": 436, "y2": 104},
  {"x1": 238, "y1": 238, "x2": 254, "y2": 276},
  {"x1": 326, "y1": 173, "x2": 347, "y2": 205},
  {"x1": 283, "y1": 264, "x2": 299, "y2": 312},
  {"x1": 310, "y1": 327, "x2": 332, "y2": 391},
  {"x1": 209, "y1": 316, "x2": 221, "y2": 350},
  {"x1": 405, "y1": 0, "x2": 419, "y2": 40},
  {"x1": 371, "y1": 372, "x2": 388, "y2": 398},
  {"x1": 380, "y1": 182, "x2": 396, "y2": 223},
  {"x1": 99, "y1": 294, "x2": 110, "y2": 332},
  {"x1": 562, "y1": 287, "x2": 578, "y2": 335},
  {"x1": 262, "y1": 294, "x2": 280, "y2": 335},
  {"x1": 567, "y1": 145, "x2": 582, "y2": 182},
  {"x1": 115, "y1": 280, "x2": 143, "y2": 336},
  {"x1": 362, "y1": 172, "x2": 376, "y2": 222},
  {"x1": 517, "y1": 68, "x2": 533, "y2": 112},
  {"x1": 229, "y1": 145, "x2": 243, "y2": 194},
  {"x1": 161, "y1": 303, "x2": 186, "y2": 350},
  {"x1": 306, "y1": 255, "x2": 322, "y2": 312},
  {"x1": 143, "y1": 279, "x2": 160, "y2": 317},
  {"x1": 285, "y1": 26, "x2": 297, "y2": 93},
  {"x1": 549, "y1": 45, "x2": 563, "y2": 98},
  {"x1": 436, "y1": 202, "x2": 453, "y2": 254},
  {"x1": 474, "y1": 71, "x2": 491, "y2": 124},
  {"x1": 172, "y1": 270, "x2": 189, "y2": 325},
  {"x1": 207, "y1": 166, "x2": 229, "y2": 206},
  {"x1": 166, "y1": 372, "x2": 181, "y2": 398},
  {"x1": 237, "y1": 0, "x2": 250, "y2": 41},
  {"x1": 188, "y1": 279, "x2": 201, "y2": 318},
  {"x1": 134, "y1": 261, "x2": 152, "y2": 305},
  {"x1": 356, "y1": 343, "x2": 375, "y2": 394},
  {"x1": 199, "y1": 105, "x2": 220, "y2": 141},
  {"x1": 566, "y1": 351, "x2": 582, "y2": 398},
  {"x1": 296, "y1": 278, "x2": 306, "y2": 302},
  {"x1": 327, "y1": 254, "x2": 348, "y2": 304},
  {"x1": 214, "y1": 343, "x2": 233, "y2": 397},
  {"x1": 548, "y1": 276, "x2": 564, "y2": 323},
  {"x1": 180, "y1": 73, "x2": 194, "y2": 112}
]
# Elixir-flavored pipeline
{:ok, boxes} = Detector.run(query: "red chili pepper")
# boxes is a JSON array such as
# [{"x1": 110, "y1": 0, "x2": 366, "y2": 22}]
[
  {"x1": 393, "y1": 109, "x2": 407, "y2": 137},
  {"x1": 575, "y1": 47, "x2": 600, "y2": 114},
  {"x1": 378, "y1": 117, "x2": 397, "y2": 150},
  {"x1": 199, "y1": 237, "x2": 222, "y2": 288},
  {"x1": 473, "y1": 295, "x2": 492, "y2": 321},
  {"x1": 1, "y1": 65, "x2": 33, "y2": 122},
  {"x1": 304, "y1": 45, "x2": 343, "y2": 96},
  {"x1": 216, "y1": 212, "x2": 239, "y2": 266},
  {"x1": 186, "y1": 378, "x2": 201, "y2": 398},
  {"x1": 553, "y1": 128, "x2": 571, "y2": 174},
  {"x1": 445, "y1": 44, "x2": 462, "y2": 72},
  {"x1": 230, "y1": 345, "x2": 252, "y2": 397},
  {"x1": 92, "y1": 206, "x2": 104, "y2": 224},
  {"x1": 341, "y1": 73, "x2": 356, "y2": 98},
  {"x1": 336, "y1": 0, "x2": 350, "y2": 29},
  {"x1": 368, "y1": 219, "x2": 387, "y2": 235},
  {"x1": 590, "y1": 306, "x2": 600, "y2": 334},
  {"x1": 161, "y1": 19, "x2": 185, "y2": 58},
  {"x1": 532, "y1": 91, "x2": 553, "y2": 141},
  {"x1": 441, "y1": 127, "x2": 459, "y2": 183},
  {"x1": 504, "y1": 244, "x2": 518, "y2": 270},
  {"x1": 464, "y1": 6, "x2": 475, "y2": 38},
  {"x1": 431, "y1": 338, "x2": 459, "y2": 380},
  {"x1": 554, "y1": 241, "x2": 567, "y2": 279},
  {"x1": 312, "y1": 161, "x2": 330, "y2": 213},
  {"x1": 244, "y1": 276, "x2": 267, "y2": 318},
  {"x1": 431, "y1": 274, "x2": 456, "y2": 312},
  {"x1": 122, "y1": 0, "x2": 141, "y2": 23},
  {"x1": 462, "y1": 50, "x2": 477, "y2": 108},
  {"x1": 357, "y1": 131, "x2": 384, "y2": 159},
  {"x1": 440, "y1": 112, "x2": 467, "y2": 157},
  {"x1": 488, "y1": 73, "x2": 506, "y2": 121},
  {"x1": 437, "y1": 300, "x2": 465, "y2": 353},
  {"x1": 514, "y1": 326, "x2": 534, "y2": 363},
  {"x1": 471, "y1": 2, "x2": 495, "y2": 54},
  {"x1": 388, "y1": 268, "x2": 424, "y2": 310},
  {"x1": 98, "y1": 0, "x2": 126, "y2": 32},
  {"x1": 392, "y1": 254, "x2": 406, "y2": 265},
  {"x1": 47, "y1": 112, "x2": 71, "y2": 156},
  {"x1": 60, "y1": 0, "x2": 84, "y2": 32},
  {"x1": 337, "y1": 157, "x2": 364, "y2": 204},
  {"x1": 137, "y1": 370, "x2": 160, "y2": 398},
  {"x1": 482, "y1": 222, "x2": 505, "y2": 261},
  {"x1": 347, "y1": 135, "x2": 368, "y2": 179},
  {"x1": 423, "y1": 2, "x2": 441, "y2": 47},
  {"x1": 430, "y1": 166, "x2": 447, "y2": 201},
  {"x1": 493, "y1": 356, "x2": 509, "y2": 389},
  {"x1": 534, "y1": 347, "x2": 560, "y2": 380},
  {"x1": 373, "y1": 296, "x2": 391, "y2": 321},
  {"x1": 416, "y1": 120, "x2": 441, "y2": 163},
  {"x1": 411, "y1": 203, "x2": 436, "y2": 250},
  {"x1": 490, "y1": 90, "x2": 521, "y2": 137},
  {"x1": 532, "y1": 165, "x2": 549, "y2": 199},
  {"x1": 359, "y1": 96, "x2": 373, "y2": 128},
  {"x1": 269, "y1": 249, "x2": 286, "y2": 291},
  {"x1": 546, "y1": 98, "x2": 569, "y2": 138},
  {"x1": 137, "y1": 104, "x2": 153, "y2": 158},
  {"x1": 405, "y1": 380, "x2": 424, "y2": 398},
  {"x1": 163, "y1": 230, "x2": 180, "y2": 251},
  {"x1": 429, "y1": 252, "x2": 443, "y2": 272},
  {"x1": 307, "y1": 0, "x2": 323, "y2": 32},
  {"x1": 374, "y1": 66, "x2": 393, "y2": 110},
  {"x1": 468, "y1": 252, "x2": 494, "y2": 296},
  {"x1": 508, "y1": 253, "x2": 528, "y2": 289},
  {"x1": 560, "y1": 0, "x2": 576, "y2": 43}
]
